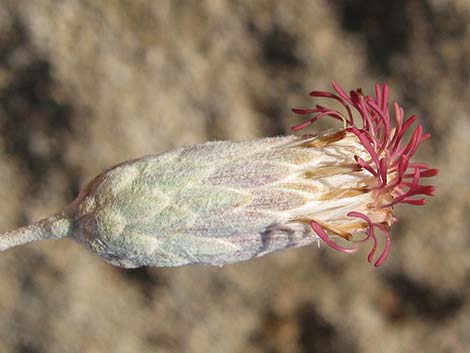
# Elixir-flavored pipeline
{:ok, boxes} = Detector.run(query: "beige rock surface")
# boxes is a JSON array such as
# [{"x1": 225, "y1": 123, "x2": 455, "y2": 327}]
[{"x1": 0, "y1": 1, "x2": 468, "y2": 352}]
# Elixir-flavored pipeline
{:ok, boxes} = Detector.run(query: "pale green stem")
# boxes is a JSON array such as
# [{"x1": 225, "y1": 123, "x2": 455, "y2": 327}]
[{"x1": 0, "y1": 214, "x2": 73, "y2": 252}]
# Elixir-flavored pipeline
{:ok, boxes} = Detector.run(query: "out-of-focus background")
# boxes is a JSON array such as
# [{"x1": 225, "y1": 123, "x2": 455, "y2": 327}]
[{"x1": 0, "y1": 1, "x2": 468, "y2": 352}]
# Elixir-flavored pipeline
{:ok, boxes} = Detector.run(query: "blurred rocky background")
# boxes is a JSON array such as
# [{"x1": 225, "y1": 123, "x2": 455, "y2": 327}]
[{"x1": 0, "y1": 1, "x2": 468, "y2": 352}]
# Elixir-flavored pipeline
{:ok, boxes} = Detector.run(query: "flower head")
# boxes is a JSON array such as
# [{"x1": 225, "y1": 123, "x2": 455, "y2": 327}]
[
  {"x1": 291, "y1": 82, "x2": 437, "y2": 266},
  {"x1": 0, "y1": 82, "x2": 437, "y2": 269}
]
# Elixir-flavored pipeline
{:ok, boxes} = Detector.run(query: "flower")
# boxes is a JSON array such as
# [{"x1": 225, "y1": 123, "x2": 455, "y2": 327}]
[
  {"x1": 0, "y1": 82, "x2": 437, "y2": 269},
  {"x1": 291, "y1": 82, "x2": 437, "y2": 266}
]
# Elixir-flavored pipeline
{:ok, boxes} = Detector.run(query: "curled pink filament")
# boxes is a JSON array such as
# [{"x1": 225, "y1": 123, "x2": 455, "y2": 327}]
[{"x1": 292, "y1": 82, "x2": 437, "y2": 266}]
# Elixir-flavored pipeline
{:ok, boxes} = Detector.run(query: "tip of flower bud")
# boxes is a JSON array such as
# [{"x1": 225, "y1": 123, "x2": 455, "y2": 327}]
[{"x1": 293, "y1": 82, "x2": 437, "y2": 266}]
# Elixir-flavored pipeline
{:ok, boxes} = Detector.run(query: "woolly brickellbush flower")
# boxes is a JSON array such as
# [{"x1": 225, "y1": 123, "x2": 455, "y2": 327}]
[
  {"x1": 0, "y1": 82, "x2": 436, "y2": 268},
  {"x1": 291, "y1": 82, "x2": 437, "y2": 265}
]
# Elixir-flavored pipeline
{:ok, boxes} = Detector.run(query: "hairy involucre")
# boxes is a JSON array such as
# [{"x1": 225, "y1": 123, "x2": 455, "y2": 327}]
[{"x1": 67, "y1": 131, "x2": 367, "y2": 268}]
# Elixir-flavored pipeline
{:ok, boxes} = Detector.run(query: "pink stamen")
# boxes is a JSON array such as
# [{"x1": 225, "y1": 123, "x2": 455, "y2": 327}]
[
  {"x1": 372, "y1": 224, "x2": 391, "y2": 267},
  {"x1": 400, "y1": 198, "x2": 427, "y2": 205},
  {"x1": 331, "y1": 81, "x2": 355, "y2": 106},
  {"x1": 377, "y1": 158, "x2": 388, "y2": 190},
  {"x1": 355, "y1": 155, "x2": 377, "y2": 176},
  {"x1": 347, "y1": 211, "x2": 392, "y2": 267},
  {"x1": 346, "y1": 212, "x2": 391, "y2": 266},
  {"x1": 367, "y1": 100, "x2": 391, "y2": 153},
  {"x1": 309, "y1": 91, "x2": 354, "y2": 124},
  {"x1": 347, "y1": 212, "x2": 378, "y2": 263},
  {"x1": 348, "y1": 127, "x2": 381, "y2": 172},
  {"x1": 309, "y1": 221, "x2": 358, "y2": 254},
  {"x1": 291, "y1": 109, "x2": 346, "y2": 130},
  {"x1": 291, "y1": 82, "x2": 437, "y2": 266},
  {"x1": 381, "y1": 84, "x2": 390, "y2": 111},
  {"x1": 390, "y1": 115, "x2": 418, "y2": 158}
]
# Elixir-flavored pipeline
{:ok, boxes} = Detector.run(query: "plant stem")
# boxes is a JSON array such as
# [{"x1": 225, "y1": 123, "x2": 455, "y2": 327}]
[{"x1": 0, "y1": 214, "x2": 72, "y2": 251}]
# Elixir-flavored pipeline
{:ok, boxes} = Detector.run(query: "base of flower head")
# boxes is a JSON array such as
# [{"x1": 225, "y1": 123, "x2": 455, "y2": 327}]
[{"x1": 293, "y1": 82, "x2": 437, "y2": 266}]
